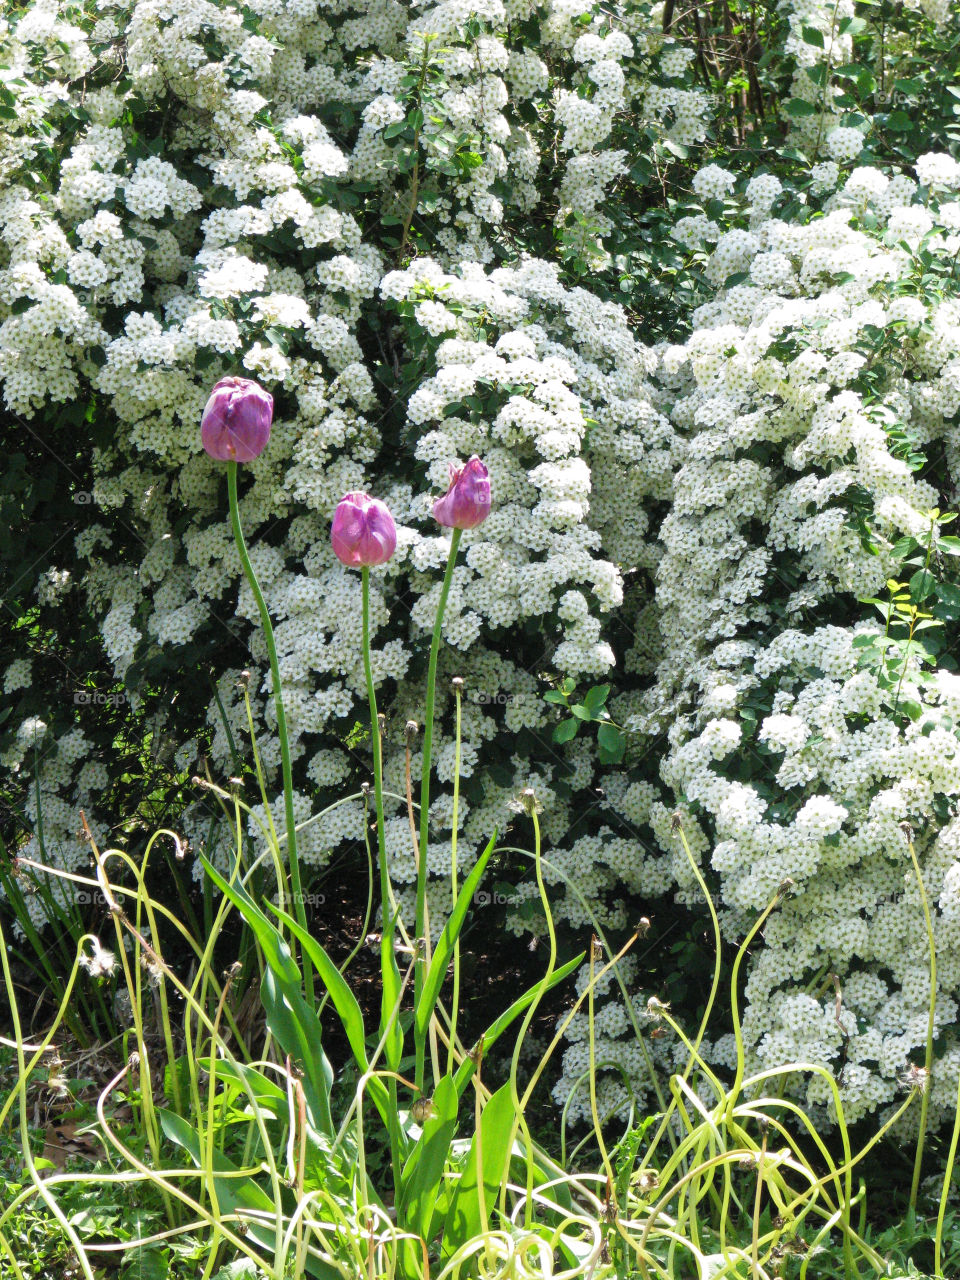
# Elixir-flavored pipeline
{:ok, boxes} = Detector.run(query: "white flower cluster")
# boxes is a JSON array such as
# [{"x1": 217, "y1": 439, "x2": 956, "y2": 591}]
[
  {"x1": 5, "y1": 0, "x2": 960, "y2": 1137},
  {"x1": 0, "y1": 0, "x2": 681, "y2": 964},
  {"x1": 596, "y1": 162, "x2": 960, "y2": 1127}
]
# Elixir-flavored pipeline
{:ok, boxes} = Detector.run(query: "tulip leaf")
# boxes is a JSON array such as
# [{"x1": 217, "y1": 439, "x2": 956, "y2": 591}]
[
  {"x1": 268, "y1": 905, "x2": 391, "y2": 1123},
  {"x1": 398, "y1": 1074, "x2": 459, "y2": 1243},
  {"x1": 440, "y1": 1082, "x2": 514, "y2": 1259},
  {"x1": 197, "y1": 851, "x2": 300, "y2": 986}
]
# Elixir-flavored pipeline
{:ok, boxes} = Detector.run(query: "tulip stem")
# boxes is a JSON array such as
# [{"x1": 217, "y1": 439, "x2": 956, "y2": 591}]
[
  {"x1": 361, "y1": 566, "x2": 403, "y2": 1194},
  {"x1": 415, "y1": 525, "x2": 462, "y2": 1094},
  {"x1": 226, "y1": 461, "x2": 313, "y2": 999}
]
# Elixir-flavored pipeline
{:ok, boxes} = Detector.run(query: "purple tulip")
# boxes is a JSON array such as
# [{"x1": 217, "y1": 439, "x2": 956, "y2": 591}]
[
  {"x1": 432, "y1": 456, "x2": 491, "y2": 530},
  {"x1": 331, "y1": 492, "x2": 397, "y2": 567},
  {"x1": 201, "y1": 377, "x2": 273, "y2": 462}
]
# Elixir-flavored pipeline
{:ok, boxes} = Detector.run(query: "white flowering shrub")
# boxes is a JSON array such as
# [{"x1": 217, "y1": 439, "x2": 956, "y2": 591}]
[
  {"x1": 0, "y1": 0, "x2": 692, "y2": 937},
  {"x1": 556, "y1": 156, "x2": 960, "y2": 1126},
  {"x1": 5, "y1": 0, "x2": 960, "y2": 1136}
]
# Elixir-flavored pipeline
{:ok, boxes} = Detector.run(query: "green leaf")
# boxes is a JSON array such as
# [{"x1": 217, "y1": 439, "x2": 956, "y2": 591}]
[
  {"x1": 161, "y1": 1113, "x2": 339, "y2": 1279},
  {"x1": 261, "y1": 968, "x2": 334, "y2": 1136},
  {"x1": 398, "y1": 1074, "x2": 459, "y2": 1242},
  {"x1": 581, "y1": 684, "x2": 611, "y2": 717},
  {"x1": 440, "y1": 1082, "x2": 515, "y2": 1259},
  {"x1": 379, "y1": 905, "x2": 405, "y2": 1074},
  {"x1": 784, "y1": 98, "x2": 817, "y2": 117},
  {"x1": 937, "y1": 536, "x2": 960, "y2": 555},
  {"x1": 120, "y1": 1247, "x2": 169, "y2": 1280},
  {"x1": 597, "y1": 723, "x2": 625, "y2": 763},
  {"x1": 909, "y1": 568, "x2": 935, "y2": 603},
  {"x1": 159, "y1": 1110, "x2": 275, "y2": 1227},
  {"x1": 197, "y1": 851, "x2": 300, "y2": 985},
  {"x1": 801, "y1": 24, "x2": 824, "y2": 45},
  {"x1": 416, "y1": 833, "x2": 497, "y2": 1042},
  {"x1": 269, "y1": 906, "x2": 391, "y2": 1121},
  {"x1": 553, "y1": 718, "x2": 579, "y2": 743},
  {"x1": 199, "y1": 849, "x2": 333, "y2": 1131},
  {"x1": 886, "y1": 110, "x2": 914, "y2": 131},
  {"x1": 196, "y1": 1058, "x2": 286, "y2": 1110}
]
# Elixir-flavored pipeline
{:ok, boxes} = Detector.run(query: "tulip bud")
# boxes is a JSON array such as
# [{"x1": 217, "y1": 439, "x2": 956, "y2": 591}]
[
  {"x1": 201, "y1": 377, "x2": 273, "y2": 462},
  {"x1": 331, "y1": 492, "x2": 397, "y2": 567},
  {"x1": 432, "y1": 455, "x2": 491, "y2": 530}
]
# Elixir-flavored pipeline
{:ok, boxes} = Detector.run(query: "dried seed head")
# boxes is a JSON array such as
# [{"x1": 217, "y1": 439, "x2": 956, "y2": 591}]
[
  {"x1": 451, "y1": 676, "x2": 464, "y2": 692},
  {"x1": 140, "y1": 952, "x2": 163, "y2": 987},
  {"x1": 631, "y1": 1169, "x2": 659, "y2": 1196},
  {"x1": 405, "y1": 719, "x2": 418, "y2": 744},
  {"x1": 670, "y1": 811, "x2": 683, "y2": 833},
  {"x1": 508, "y1": 786, "x2": 542, "y2": 816},
  {"x1": 237, "y1": 670, "x2": 251, "y2": 689},
  {"x1": 410, "y1": 1095, "x2": 435, "y2": 1122},
  {"x1": 900, "y1": 1063, "x2": 930, "y2": 1094},
  {"x1": 636, "y1": 917, "x2": 651, "y2": 938}
]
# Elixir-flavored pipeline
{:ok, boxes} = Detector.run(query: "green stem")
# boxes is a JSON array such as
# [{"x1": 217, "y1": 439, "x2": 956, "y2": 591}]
[
  {"x1": 935, "y1": 1064, "x2": 960, "y2": 1277},
  {"x1": 361, "y1": 566, "x2": 403, "y2": 1194},
  {"x1": 415, "y1": 525, "x2": 462, "y2": 1092},
  {"x1": 447, "y1": 680, "x2": 463, "y2": 1078},
  {"x1": 908, "y1": 832, "x2": 937, "y2": 1212},
  {"x1": 226, "y1": 461, "x2": 313, "y2": 998}
]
